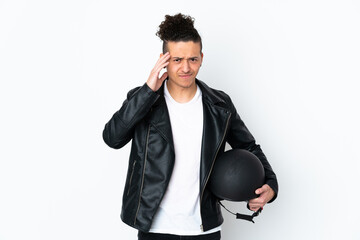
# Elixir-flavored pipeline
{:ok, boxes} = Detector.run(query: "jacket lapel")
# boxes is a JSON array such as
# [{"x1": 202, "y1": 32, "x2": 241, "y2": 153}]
[
  {"x1": 147, "y1": 83, "x2": 175, "y2": 152},
  {"x1": 198, "y1": 81, "x2": 231, "y2": 191}
]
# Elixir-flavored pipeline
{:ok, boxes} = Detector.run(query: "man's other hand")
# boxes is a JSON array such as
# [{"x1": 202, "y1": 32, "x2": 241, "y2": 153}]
[{"x1": 248, "y1": 184, "x2": 275, "y2": 212}]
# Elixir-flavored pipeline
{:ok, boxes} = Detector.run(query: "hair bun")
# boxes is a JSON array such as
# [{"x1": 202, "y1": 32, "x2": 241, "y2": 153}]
[{"x1": 156, "y1": 13, "x2": 198, "y2": 41}]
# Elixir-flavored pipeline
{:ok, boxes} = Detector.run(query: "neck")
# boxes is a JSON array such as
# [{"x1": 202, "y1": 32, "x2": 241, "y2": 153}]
[{"x1": 166, "y1": 79, "x2": 197, "y2": 103}]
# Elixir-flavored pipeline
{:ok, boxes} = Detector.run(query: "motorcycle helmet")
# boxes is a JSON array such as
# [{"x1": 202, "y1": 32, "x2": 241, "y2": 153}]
[{"x1": 208, "y1": 149, "x2": 265, "y2": 222}]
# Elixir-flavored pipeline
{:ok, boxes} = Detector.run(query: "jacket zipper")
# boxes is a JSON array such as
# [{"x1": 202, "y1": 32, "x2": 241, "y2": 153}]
[
  {"x1": 127, "y1": 160, "x2": 137, "y2": 196},
  {"x1": 199, "y1": 112, "x2": 231, "y2": 231},
  {"x1": 134, "y1": 124, "x2": 151, "y2": 226}
]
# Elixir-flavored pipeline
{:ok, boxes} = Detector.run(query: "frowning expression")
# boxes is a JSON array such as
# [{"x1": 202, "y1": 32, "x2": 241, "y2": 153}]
[{"x1": 163, "y1": 41, "x2": 203, "y2": 89}]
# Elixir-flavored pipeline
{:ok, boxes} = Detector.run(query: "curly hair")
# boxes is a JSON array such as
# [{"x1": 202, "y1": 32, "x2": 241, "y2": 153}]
[{"x1": 156, "y1": 13, "x2": 202, "y2": 53}]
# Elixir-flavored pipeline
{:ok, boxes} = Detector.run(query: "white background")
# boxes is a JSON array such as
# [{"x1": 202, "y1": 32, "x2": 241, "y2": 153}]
[{"x1": 1, "y1": 0, "x2": 359, "y2": 239}]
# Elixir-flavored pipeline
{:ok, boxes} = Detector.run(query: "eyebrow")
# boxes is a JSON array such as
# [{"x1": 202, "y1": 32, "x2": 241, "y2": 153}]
[{"x1": 172, "y1": 57, "x2": 199, "y2": 60}]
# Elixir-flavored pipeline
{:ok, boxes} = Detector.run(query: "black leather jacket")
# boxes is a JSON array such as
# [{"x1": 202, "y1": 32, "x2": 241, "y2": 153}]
[{"x1": 103, "y1": 79, "x2": 278, "y2": 232}]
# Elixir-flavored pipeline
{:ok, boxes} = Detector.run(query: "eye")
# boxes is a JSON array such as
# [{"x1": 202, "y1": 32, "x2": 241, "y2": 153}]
[
  {"x1": 174, "y1": 59, "x2": 181, "y2": 62},
  {"x1": 190, "y1": 58, "x2": 198, "y2": 62}
]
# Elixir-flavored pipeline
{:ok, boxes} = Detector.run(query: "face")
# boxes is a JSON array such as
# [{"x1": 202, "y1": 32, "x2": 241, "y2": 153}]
[{"x1": 162, "y1": 41, "x2": 203, "y2": 89}]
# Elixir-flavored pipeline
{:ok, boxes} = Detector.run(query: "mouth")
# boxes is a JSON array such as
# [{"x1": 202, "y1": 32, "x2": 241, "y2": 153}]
[{"x1": 179, "y1": 74, "x2": 193, "y2": 79}]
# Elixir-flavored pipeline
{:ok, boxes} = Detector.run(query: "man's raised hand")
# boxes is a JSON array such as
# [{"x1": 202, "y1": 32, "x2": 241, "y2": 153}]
[{"x1": 146, "y1": 52, "x2": 170, "y2": 92}]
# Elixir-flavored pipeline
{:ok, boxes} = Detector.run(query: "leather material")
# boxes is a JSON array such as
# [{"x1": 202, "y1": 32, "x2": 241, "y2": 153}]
[{"x1": 103, "y1": 79, "x2": 278, "y2": 232}]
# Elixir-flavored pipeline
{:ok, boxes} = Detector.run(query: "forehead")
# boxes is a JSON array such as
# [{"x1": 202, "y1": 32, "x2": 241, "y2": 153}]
[{"x1": 167, "y1": 41, "x2": 202, "y2": 57}]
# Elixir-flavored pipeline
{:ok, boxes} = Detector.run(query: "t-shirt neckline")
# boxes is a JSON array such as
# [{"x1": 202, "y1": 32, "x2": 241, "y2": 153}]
[{"x1": 164, "y1": 80, "x2": 202, "y2": 105}]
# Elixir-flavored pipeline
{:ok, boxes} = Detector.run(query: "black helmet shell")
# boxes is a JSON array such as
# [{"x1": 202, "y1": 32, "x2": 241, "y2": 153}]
[{"x1": 208, "y1": 149, "x2": 265, "y2": 201}]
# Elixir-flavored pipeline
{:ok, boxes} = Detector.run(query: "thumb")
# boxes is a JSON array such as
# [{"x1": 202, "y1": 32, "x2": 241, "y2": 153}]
[
  {"x1": 255, "y1": 185, "x2": 267, "y2": 195},
  {"x1": 159, "y1": 72, "x2": 168, "y2": 82}
]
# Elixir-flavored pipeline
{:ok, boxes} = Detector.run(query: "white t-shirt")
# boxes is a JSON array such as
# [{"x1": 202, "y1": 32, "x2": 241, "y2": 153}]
[{"x1": 149, "y1": 81, "x2": 221, "y2": 235}]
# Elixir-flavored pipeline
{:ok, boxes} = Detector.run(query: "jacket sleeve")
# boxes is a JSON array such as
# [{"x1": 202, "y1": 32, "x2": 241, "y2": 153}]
[
  {"x1": 225, "y1": 97, "x2": 278, "y2": 203},
  {"x1": 102, "y1": 83, "x2": 160, "y2": 149}
]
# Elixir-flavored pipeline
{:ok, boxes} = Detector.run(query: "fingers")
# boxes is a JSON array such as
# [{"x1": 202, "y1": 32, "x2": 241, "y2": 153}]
[
  {"x1": 258, "y1": 184, "x2": 275, "y2": 203},
  {"x1": 249, "y1": 205, "x2": 263, "y2": 212},
  {"x1": 249, "y1": 197, "x2": 266, "y2": 206},
  {"x1": 147, "y1": 52, "x2": 170, "y2": 91},
  {"x1": 248, "y1": 184, "x2": 275, "y2": 211},
  {"x1": 248, "y1": 203, "x2": 263, "y2": 211},
  {"x1": 156, "y1": 52, "x2": 170, "y2": 65},
  {"x1": 249, "y1": 185, "x2": 267, "y2": 211},
  {"x1": 248, "y1": 198, "x2": 265, "y2": 211},
  {"x1": 159, "y1": 72, "x2": 168, "y2": 82},
  {"x1": 153, "y1": 52, "x2": 170, "y2": 74}
]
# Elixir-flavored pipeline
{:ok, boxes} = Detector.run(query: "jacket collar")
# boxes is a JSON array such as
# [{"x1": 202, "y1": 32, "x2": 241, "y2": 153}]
[
  {"x1": 153, "y1": 78, "x2": 227, "y2": 107},
  {"x1": 195, "y1": 79, "x2": 227, "y2": 106}
]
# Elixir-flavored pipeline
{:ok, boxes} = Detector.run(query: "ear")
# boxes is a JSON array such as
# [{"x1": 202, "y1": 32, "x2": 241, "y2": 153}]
[
  {"x1": 200, "y1": 52, "x2": 204, "y2": 65},
  {"x1": 160, "y1": 53, "x2": 164, "y2": 58}
]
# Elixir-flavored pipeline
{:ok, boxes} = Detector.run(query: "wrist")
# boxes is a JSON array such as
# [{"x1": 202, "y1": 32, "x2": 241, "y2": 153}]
[{"x1": 146, "y1": 81, "x2": 156, "y2": 92}]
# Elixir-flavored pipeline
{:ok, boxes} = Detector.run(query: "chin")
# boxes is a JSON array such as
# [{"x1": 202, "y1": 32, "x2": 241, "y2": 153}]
[
  {"x1": 169, "y1": 77, "x2": 196, "y2": 88},
  {"x1": 180, "y1": 79, "x2": 196, "y2": 88}
]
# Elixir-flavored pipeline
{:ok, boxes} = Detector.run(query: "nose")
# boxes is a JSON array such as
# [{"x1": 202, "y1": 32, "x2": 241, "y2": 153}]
[{"x1": 181, "y1": 61, "x2": 190, "y2": 73}]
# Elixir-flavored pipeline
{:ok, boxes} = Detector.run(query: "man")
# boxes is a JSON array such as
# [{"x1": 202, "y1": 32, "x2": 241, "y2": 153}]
[{"x1": 103, "y1": 13, "x2": 278, "y2": 240}]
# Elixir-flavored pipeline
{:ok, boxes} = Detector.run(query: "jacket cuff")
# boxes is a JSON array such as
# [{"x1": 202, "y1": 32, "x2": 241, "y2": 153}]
[
  {"x1": 265, "y1": 178, "x2": 278, "y2": 203},
  {"x1": 143, "y1": 82, "x2": 159, "y2": 96},
  {"x1": 119, "y1": 83, "x2": 159, "y2": 127}
]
